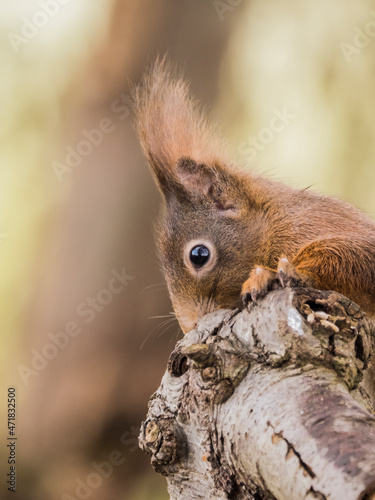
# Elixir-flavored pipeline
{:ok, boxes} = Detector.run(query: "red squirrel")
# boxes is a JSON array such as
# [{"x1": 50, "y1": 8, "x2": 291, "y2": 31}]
[{"x1": 134, "y1": 59, "x2": 375, "y2": 334}]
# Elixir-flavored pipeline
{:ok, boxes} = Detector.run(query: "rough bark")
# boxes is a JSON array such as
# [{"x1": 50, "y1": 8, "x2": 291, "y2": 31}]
[{"x1": 139, "y1": 287, "x2": 375, "y2": 500}]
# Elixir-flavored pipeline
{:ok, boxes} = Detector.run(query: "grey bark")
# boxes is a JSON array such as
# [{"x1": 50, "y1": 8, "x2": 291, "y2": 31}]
[{"x1": 139, "y1": 287, "x2": 375, "y2": 500}]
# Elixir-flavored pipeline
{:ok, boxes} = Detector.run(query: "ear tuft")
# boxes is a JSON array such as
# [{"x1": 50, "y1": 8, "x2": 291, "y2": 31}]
[{"x1": 133, "y1": 57, "x2": 230, "y2": 199}]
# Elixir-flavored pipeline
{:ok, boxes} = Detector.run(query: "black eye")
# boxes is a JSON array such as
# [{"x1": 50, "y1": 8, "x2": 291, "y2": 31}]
[{"x1": 189, "y1": 245, "x2": 210, "y2": 269}]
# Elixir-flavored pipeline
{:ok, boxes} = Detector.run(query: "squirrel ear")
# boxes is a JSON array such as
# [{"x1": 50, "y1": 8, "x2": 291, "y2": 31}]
[
  {"x1": 146, "y1": 152, "x2": 189, "y2": 202},
  {"x1": 176, "y1": 157, "x2": 238, "y2": 212},
  {"x1": 133, "y1": 58, "x2": 233, "y2": 204},
  {"x1": 176, "y1": 157, "x2": 213, "y2": 196}
]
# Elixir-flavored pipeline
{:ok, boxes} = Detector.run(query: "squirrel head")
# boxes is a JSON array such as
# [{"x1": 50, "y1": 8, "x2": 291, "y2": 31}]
[{"x1": 134, "y1": 59, "x2": 266, "y2": 333}]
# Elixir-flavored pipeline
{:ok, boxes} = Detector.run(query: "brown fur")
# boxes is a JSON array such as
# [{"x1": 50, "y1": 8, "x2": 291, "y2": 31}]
[{"x1": 134, "y1": 59, "x2": 375, "y2": 333}]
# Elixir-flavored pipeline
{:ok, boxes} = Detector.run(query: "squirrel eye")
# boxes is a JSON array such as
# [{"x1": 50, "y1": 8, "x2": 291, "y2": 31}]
[{"x1": 189, "y1": 245, "x2": 210, "y2": 269}]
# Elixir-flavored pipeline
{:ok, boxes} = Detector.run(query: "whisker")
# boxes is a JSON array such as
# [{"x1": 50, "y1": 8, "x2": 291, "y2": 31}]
[
  {"x1": 139, "y1": 323, "x2": 168, "y2": 350},
  {"x1": 156, "y1": 318, "x2": 178, "y2": 339},
  {"x1": 170, "y1": 327, "x2": 183, "y2": 343},
  {"x1": 139, "y1": 331, "x2": 153, "y2": 351},
  {"x1": 140, "y1": 283, "x2": 167, "y2": 294},
  {"x1": 149, "y1": 314, "x2": 175, "y2": 319},
  {"x1": 152, "y1": 317, "x2": 177, "y2": 336},
  {"x1": 139, "y1": 317, "x2": 177, "y2": 350}
]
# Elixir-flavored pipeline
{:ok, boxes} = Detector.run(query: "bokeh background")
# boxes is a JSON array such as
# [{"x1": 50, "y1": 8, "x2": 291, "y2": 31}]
[{"x1": 1, "y1": 1, "x2": 375, "y2": 499}]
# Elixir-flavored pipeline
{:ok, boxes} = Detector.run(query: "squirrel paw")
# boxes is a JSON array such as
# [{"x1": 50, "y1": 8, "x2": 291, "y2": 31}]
[{"x1": 242, "y1": 258, "x2": 302, "y2": 306}]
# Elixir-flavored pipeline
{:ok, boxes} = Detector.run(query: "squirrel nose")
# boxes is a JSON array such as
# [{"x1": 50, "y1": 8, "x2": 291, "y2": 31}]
[
  {"x1": 174, "y1": 307, "x2": 198, "y2": 334},
  {"x1": 180, "y1": 318, "x2": 198, "y2": 335},
  {"x1": 174, "y1": 300, "x2": 223, "y2": 334}
]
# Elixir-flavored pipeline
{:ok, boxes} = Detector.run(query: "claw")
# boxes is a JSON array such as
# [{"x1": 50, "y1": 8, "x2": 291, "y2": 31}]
[
  {"x1": 278, "y1": 270, "x2": 287, "y2": 287},
  {"x1": 242, "y1": 292, "x2": 252, "y2": 307},
  {"x1": 241, "y1": 258, "x2": 304, "y2": 307}
]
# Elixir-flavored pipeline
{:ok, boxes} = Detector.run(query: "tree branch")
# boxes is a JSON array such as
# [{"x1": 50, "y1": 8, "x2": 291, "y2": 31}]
[{"x1": 139, "y1": 287, "x2": 375, "y2": 500}]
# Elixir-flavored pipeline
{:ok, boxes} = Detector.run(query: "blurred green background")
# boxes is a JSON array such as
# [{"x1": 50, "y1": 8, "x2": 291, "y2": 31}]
[{"x1": 1, "y1": 1, "x2": 375, "y2": 499}]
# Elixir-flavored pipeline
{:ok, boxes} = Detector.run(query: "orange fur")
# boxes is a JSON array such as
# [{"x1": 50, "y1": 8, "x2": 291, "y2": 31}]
[{"x1": 133, "y1": 57, "x2": 230, "y2": 192}]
